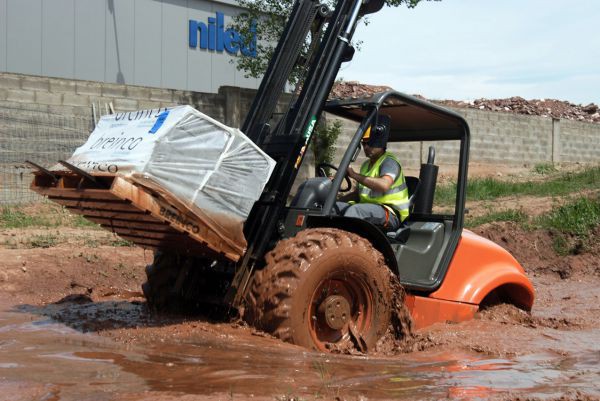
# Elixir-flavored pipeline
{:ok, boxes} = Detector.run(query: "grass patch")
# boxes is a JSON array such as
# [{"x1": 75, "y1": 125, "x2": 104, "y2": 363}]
[
  {"x1": 28, "y1": 234, "x2": 58, "y2": 248},
  {"x1": 536, "y1": 196, "x2": 600, "y2": 235},
  {"x1": 532, "y1": 162, "x2": 558, "y2": 175},
  {"x1": 534, "y1": 196, "x2": 600, "y2": 255},
  {"x1": 110, "y1": 238, "x2": 134, "y2": 247},
  {"x1": 466, "y1": 209, "x2": 527, "y2": 228},
  {"x1": 1, "y1": 204, "x2": 99, "y2": 229},
  {"x1": 73, "y1": 215, "x2": 99, "y2": 228},
  {"x1": 435, "y1": 166, "x2": 600, "y2": 205},
  {"x1": 1, "y1": 208, "x2": 45, "y2": 228},
  {"x1": 464, "y1": 195, "x2": 600, "y2": 256}
]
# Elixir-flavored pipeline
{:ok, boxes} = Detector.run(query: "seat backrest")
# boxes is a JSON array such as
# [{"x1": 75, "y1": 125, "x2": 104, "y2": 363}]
[{"x1": 405, "y1": 176, "x2": 420, "y2": 209}]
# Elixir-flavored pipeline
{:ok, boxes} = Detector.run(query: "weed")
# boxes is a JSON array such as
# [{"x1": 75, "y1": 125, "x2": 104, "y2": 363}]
[
  {"x1": 532, "y1": 162, "x2": 558, "y2": 175},
  {"x1": 466, "y1": 209, "x2": 527, "y2": 228},
  {"x1": 1, "y1": 208, "x2": 40, "y2": 228},
  {"x1": 110, "y1": 238, "x2": 134, "y2": 247},
  {"x1": 536, "y1": 196, "x2": 600, "y2": 235},
  {"x1": 1, "y1": 239, "x2": 18, "y2": 249},
  {"x1": 80, "y1": 253, "x2": 100, "y2": 263},
  {"x1": 312, "y1": 360, "x2": 329, "y2": 383},
  {"x1": 84, "y1": 236, "x2": 100, "y2": 248},
  {"x1": 551, "y1": 235, "x2": 571, "y2": 256},
  {"x1": 535, "y1": 196, "x2": 600, "y2": 254},
  {"x1": 1, "y1": 204, "x2": 99, "y2": 229},
  {"x1": 73, "y1": 215, "x2": 99, "y2": 228},
  {"x1": 28, "y1": 234, "x2": 58, "y2": 248}
]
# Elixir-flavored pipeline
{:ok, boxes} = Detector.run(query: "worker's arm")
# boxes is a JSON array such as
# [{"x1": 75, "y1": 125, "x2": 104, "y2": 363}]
[{"x1": 347, "y1": 166, "x2": 394, "y2": 193}]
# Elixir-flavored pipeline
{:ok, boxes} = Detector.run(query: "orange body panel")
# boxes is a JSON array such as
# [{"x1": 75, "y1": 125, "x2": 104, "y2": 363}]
[
  {"x1": 405, "y1": 230, "x2": 535, "y2": 329},
  {"x1": 404, "y1": 294, "x2": 478, "y2": 330},
  {"x1": 429, "y1": 230, "x2": 534, "y2": 310}
]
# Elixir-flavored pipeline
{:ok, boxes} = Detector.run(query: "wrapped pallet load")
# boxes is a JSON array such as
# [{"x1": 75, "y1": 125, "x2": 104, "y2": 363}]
[{"x1": 55, "y1": 106, "x2": 276, "y2": 260}]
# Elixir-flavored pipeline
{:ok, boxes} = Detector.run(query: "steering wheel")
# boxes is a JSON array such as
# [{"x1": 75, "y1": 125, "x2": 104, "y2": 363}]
[{"x1": 316, "y1": 162, "x2": 352, "y2": 192}]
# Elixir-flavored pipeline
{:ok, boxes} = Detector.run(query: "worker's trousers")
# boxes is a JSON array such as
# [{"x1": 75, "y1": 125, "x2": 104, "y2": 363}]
[{"x1": 335, "y1": 202, "x2": 400, "y2": 231}]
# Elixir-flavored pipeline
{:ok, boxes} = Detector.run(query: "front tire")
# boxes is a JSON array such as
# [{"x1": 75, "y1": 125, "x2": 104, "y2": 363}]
[
  {"x1": 142, "y1": 251, "x2": 186, "y2": 311},
  {"x1": 244, "y1": 228, "x2": 394, "y2": 352}
]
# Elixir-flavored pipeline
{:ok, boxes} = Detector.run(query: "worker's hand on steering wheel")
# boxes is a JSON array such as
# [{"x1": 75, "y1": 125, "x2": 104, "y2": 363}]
[
  {"x1": 347, "y1": 166, "x2": 360, "y2": 181},
  {"x1": 316, "y1": 162, "x2": 352, "y2": 192}
]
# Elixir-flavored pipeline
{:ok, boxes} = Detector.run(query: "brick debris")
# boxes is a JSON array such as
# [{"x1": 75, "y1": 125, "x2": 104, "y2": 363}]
[{"x1": 331, "y1": 81, "x2": 600, "y2": 124}]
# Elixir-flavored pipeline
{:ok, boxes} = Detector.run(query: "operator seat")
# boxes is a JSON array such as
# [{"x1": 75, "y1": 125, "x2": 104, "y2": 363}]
[
  {"x1": 405, "y1": 176, "x2": 420, "y2": 211},
  {"x1": 386, "y1": 146, "x2": 438, "y2": 243},
  {"x1": 385, "y1": 176, "x2": 419, "y2": 243}
]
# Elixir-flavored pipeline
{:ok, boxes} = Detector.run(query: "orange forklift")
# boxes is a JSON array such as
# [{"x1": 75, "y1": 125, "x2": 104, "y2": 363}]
[{"x1": 31, "y1": 0, "x2": 534, "y2": 352}]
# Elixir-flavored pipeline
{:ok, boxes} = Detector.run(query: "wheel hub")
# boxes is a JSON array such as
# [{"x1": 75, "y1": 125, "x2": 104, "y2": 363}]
[{"x1": 319, "y1": 295, "x2": 351, "y2": 330}]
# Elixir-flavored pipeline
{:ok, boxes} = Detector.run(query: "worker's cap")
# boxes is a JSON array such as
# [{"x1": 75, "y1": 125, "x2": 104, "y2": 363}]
[{"x1": 362, "y1": 114, "x2": 390, "y2": 149}]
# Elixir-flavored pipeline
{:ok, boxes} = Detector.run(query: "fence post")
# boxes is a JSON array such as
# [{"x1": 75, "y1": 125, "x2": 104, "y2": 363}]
[{"x1": 552, "y1": 118, "x2": 561, "y2": 164}]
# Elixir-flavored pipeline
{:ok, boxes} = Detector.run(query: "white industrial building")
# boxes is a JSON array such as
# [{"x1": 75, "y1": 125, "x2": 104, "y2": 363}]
[{"x1": 0, "y1": 0, "x2": 261, "y2": 93}]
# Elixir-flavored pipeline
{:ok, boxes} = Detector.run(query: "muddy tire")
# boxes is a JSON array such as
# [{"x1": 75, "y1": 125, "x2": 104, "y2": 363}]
[
  {"x1": 244, "y1": 228, "x2": 394, "y2": 352},
  {"x1": 142, "y1": 251, "x2": 186, "y2": 311}
]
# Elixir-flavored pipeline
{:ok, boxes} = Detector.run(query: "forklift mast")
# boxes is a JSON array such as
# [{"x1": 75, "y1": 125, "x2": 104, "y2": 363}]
[{"x1": 241, "y1": 0, "x2": 384, "y2": 261}]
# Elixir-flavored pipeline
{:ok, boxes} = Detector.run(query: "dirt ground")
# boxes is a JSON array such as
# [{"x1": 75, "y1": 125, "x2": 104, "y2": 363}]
[{"x1": 0, "y1": 200, "x2": 599, "y2": 400}]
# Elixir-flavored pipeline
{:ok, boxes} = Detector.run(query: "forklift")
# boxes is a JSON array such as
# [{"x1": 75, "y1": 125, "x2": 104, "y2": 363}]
[
  {"x1": 143, "y1": 0, "x2": 534, "y2": 352},
  {"x1": 29, "y1": 0, "x2": 533, "y2": 353}
]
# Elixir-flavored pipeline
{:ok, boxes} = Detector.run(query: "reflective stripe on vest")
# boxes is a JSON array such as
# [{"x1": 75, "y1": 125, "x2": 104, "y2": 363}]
[{"x1": 358, "y1": 152, "x2": 410, "y2": 222}]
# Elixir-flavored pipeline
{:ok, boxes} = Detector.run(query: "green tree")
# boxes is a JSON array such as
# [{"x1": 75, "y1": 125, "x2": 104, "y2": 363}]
[
  {"x1": 232, "y1": 0, "x2": 437, "y2": 175},
  {"x1": 231, "y1": 0, "x2": 435, "y2": 84},
  {"x1": 312, "y1": 119, "x2": 343, "y2": 174}
]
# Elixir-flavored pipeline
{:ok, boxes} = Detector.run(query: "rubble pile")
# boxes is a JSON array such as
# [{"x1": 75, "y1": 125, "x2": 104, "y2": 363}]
[
  {"x1": 330, "y1": 81, "x2": 392, "y2": 99},
  {"x1": 331, "y1": 82, "x2": 600, "y2": 124},
  {"x1": 438, "y1": 97, "x2": 600, "y2": 123}
]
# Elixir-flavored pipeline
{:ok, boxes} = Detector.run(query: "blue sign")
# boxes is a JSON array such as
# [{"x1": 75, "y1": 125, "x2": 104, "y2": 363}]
[{"x1": 189, "y1": 12, "x2": 256, "y2": 57}]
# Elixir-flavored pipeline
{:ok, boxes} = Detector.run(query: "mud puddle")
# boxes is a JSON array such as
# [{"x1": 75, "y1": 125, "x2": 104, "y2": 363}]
[{"x1": 0, "y1": 302, "x2": 599, "y2": 401}]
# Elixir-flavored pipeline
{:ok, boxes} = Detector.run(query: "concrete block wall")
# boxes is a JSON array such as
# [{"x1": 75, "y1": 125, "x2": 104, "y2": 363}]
[
  {"x1": 0, "y1": 72, "x2": 236, "y2": 123},
  {"x1": 454, "y1": 108, "x2": 553, "y2": 166},
  {"x1": 329, "y1": 106, "x2": 598, "y2": 176},
  {"x1": 0, "y1": 72, "x2": 261, "y2": 204},
  {"x1": 1, "y1": 71, "x2": 599, "y2": 172},
  {"x1": 560, "y1": 119, "x2": 600, "y2": 163}
]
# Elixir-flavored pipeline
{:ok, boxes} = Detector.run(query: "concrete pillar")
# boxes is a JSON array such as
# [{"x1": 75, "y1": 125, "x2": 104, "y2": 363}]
[
  {"x1": 221, "y1": 86, "x2": 242, "y2": 128},
  {"x1": 552, "y1": 118, "x2": 561, "y2": 164}
]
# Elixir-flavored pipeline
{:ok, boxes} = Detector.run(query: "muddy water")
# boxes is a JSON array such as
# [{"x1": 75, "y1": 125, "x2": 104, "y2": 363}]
[{"x1": 0, "y1": 303, "x2": 599, "y2": 400}]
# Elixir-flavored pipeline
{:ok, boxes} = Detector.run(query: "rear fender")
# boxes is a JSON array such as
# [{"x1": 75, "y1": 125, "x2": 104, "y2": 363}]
[
  {"x1": 306, "y1": 215, "x2": 399, "y2": 275},
  {"x1": 430, "y1": 230, "x2": 534, "y2": 310}
]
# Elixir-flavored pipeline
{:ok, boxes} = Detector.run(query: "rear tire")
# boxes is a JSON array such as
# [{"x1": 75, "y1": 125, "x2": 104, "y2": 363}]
[
  {"x1": 244, "y1": 228, "x2": 394, "y2": 352},
  {"x1": 142, "y1": 251, "x2": 186, "y2": 311}
]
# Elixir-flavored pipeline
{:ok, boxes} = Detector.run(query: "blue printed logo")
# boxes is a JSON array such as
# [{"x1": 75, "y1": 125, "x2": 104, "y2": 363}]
[
  {"x1": 149, "y1": 111, "x2": 170, "y2": 134},
  {"x1": 189, "y1": 12, "x2": 256, "y2": 57}
]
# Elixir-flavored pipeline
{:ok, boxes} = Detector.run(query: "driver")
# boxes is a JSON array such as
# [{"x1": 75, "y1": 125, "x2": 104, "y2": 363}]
[{"x1": 336, "y1": 115, "x2": 409, "y2": 231}]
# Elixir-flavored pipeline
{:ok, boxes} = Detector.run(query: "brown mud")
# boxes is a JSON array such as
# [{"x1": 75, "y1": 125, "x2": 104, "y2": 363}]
[{"x1": 0, "y1": 222, "x2": 599, "y2": 400}]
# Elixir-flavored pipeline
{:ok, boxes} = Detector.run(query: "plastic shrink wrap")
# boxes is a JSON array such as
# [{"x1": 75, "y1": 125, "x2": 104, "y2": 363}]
[{"x1": 60, "y1": 106, "x2": 276, "y2": 256}]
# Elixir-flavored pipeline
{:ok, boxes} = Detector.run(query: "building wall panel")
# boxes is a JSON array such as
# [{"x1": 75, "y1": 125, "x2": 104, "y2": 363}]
[
  {"x1": 1, "y1": 0, "x2": 262, "y2": 93},
  {"x1": 74, "y1": 0, "x2": 106, "y2": 82},
  {"x1": 187, "y1": 0, "x2": 213, "y2": 93},
  {"x1": 162, "y1": 0, "x2": 189, "y2": 91},
  {"x1": 133, "y1": 0, "x2": 162, "y2": 87},
  {"x1": 105, "y1": 0, "x2": 135, "y2": 84},
  {"x1": 42, "y1": 0, "x2": 75, "y2": 78},
  {"x1": 0, "y1": 0, "x2": 7, "y2": 71},
  {"x1": 7, "y1": 0, "x2": 42, "y2": 75}
]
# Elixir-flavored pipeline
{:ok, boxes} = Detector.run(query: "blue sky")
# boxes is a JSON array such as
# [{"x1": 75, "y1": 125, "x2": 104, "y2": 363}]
[{"x1": 341, "y1": 0, "x2": 599, "y2": 105}]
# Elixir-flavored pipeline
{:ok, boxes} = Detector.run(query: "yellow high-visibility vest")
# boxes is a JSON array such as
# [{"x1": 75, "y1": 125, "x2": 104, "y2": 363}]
[{"x1": 358, "y1": 152, "x2": 410, "y2": 222}]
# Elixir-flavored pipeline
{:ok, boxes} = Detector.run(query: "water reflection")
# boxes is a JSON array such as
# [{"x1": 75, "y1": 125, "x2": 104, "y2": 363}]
[{"x1": 0, "y1": 306, "x2": 598, "y2": 400}]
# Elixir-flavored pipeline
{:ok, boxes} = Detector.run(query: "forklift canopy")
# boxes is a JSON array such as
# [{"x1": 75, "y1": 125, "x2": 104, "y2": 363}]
[{"x1": 324, "y1": 90, "x2": 469, "y2": 142}]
